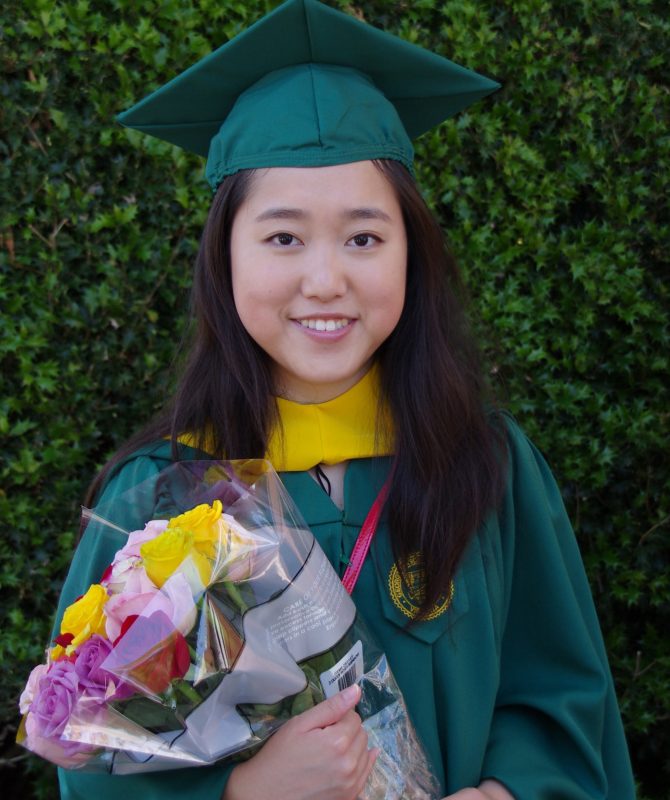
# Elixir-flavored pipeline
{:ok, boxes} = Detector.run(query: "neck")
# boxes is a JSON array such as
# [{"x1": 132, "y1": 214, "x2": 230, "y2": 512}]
[
  {"x1": 267, "y1": 364, "x2": 394, "y2": 472},
  {"x1": 273, "y1": 362, "x2": 373, "y2": 404}
]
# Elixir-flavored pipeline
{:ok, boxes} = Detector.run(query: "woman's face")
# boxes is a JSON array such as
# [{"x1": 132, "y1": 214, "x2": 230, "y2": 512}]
[{"x1": 230, "y1": 161, "x2": 407, "y2": 403}]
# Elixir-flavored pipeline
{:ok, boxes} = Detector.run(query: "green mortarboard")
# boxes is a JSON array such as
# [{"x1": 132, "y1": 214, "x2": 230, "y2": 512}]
[{"x1": 118, "y1": 0, "x2": 500, "y2": 190}]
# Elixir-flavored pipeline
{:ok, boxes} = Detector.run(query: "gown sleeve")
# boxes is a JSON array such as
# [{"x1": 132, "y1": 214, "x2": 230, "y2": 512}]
[
  {"x1": 480, "y1": 419, "x2": 635, "y2": 799},
  {"x1": 55, "y1": 451, "x2": 234, "y2": 800}
]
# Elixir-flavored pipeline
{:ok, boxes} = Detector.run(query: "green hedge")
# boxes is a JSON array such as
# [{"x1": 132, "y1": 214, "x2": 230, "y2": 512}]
[{"x1": 2, "y1": 1, "x2": 668, "y2": 797}]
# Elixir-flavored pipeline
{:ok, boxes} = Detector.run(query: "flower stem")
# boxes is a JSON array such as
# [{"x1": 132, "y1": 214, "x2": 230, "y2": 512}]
[{"x1": 224, "y1": 580, "x2": 248, "y2": 613}]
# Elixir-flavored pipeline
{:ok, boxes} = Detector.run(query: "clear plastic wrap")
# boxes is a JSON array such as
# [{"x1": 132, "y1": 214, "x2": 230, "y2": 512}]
[{"x1": 18, "y1": 460, "x2": 439, "y2": 798}]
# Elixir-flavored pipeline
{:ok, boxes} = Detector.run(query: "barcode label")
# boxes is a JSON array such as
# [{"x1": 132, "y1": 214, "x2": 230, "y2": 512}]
[
  {"x1": 337, "y1": 665, "x2": 357, "y2": 691},
  {"x1": 319, "y1": 640, "x2": 363, "y2": 699}
]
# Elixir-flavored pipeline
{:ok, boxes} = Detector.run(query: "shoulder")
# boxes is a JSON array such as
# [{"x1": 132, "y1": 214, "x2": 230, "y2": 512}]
[
  {"x1": 477, "y1": 410, "x2": 584, "y2": 605},
  {"x1": 482, "y1": 409, "x2": 563, "y2": 506},
  {"x1": 493, "y1": 408, "x2": 539, "y2": 460},
  {"x1": 495, "y1": 411, "x2": 569, "y2": 522},
  {"x1": 482, "y1": 412, "x2": 594, "y2": 620}
]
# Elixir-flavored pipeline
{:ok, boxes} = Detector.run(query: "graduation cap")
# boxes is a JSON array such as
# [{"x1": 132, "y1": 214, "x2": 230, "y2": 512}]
[{"x1": 118, "y1": 0, "x2": 500, "y2": 190}]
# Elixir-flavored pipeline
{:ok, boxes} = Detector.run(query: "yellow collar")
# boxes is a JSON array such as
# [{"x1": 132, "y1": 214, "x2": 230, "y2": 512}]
[
  {"x1": 268, "y1": 366, "x2": 394, "y2": 472},
  {"x1": 177, "y1": 367, "x2": 393, "y2": 471}
]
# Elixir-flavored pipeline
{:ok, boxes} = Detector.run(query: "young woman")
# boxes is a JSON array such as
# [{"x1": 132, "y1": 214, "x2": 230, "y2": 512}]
[{"x1": 53, "y1": 1, "x2": 635, "y2": 798}]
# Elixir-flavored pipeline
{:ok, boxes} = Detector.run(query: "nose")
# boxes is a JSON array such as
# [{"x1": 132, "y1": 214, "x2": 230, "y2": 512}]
[{"x1": 300, "y1": 243, "x2": 347, "y2": 301}]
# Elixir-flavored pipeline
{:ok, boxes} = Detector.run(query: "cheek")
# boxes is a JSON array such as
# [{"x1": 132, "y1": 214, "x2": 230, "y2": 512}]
[
  {"x1": 370, "y1": 263, "x2": 407, "y2": 330},
  {"x1": 230, "y1": 228, "x2": 270, "y2": 321},
  {"x1": 232, "y1": 255, "x2": 267, "y2": 310},
  {"x1": 232, "y1": 275, "x2": 286, "y2": 350},
  {"x1": 385, "y1": 289, "x2": 406, "y2": 333},
  {"x1": 233, "y1": 278, "x2": 284, "y2": 320},
  {"x1": 231, "y1": 243, "x2": 289, "y2": 314}
]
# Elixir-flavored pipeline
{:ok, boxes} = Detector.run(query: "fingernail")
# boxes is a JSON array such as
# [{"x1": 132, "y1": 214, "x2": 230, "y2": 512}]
[{"x1": 341, "y1": 683, "x2": 360, "y2": 702}]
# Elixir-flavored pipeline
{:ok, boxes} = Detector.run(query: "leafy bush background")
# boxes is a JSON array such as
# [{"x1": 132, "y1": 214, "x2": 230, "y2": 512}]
[{"x1": 1, "y1": 0, "x2": 668, "y2": 797}]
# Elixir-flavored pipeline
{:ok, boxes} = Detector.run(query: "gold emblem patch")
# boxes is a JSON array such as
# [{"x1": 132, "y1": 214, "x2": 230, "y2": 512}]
[{"x1": 388, "y1": 552, "x2": 454, "y2": 620}]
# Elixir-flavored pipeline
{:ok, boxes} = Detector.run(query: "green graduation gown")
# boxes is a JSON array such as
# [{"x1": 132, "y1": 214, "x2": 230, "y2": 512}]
[{"x1": 55, "y1": 418, "x2": 635, "y2": 799}]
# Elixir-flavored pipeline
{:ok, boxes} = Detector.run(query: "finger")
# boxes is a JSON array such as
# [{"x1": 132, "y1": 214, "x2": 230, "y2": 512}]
[
  {"x1": 329, "y1": 725, "x2": 374, "y2": 798},
  {"x1": 331, "y1": 709, "x2": 363, "y2": 739},
  {"x1": 292, "y1": 683, "x2": 361, "y2": 732},
  {"x1": 350, "y1": 720, "x2": 370, "y2": 754},
  {"x1": 345, "y1": 727, "x2": 374, "y2": 781},
  {"x1": 325, "y1": 709, "x2": 367, "y2": 760},
  {"x1": 352, "y1": 746, "x2": 379, "y2": 797}
]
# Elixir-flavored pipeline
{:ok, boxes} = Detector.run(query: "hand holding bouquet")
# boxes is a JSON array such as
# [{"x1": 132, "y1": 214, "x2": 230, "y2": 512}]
[{"x1": 18, "y1": 460, "x2": 439, "y2": 798}]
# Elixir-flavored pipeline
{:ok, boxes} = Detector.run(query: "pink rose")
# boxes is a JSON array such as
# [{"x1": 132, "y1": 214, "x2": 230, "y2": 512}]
[
  {"x1": 102, "y1": 520, "x2": 167, "y2": 594},
  {"x1": 218, "y1": 519, "x2": 277, "y2": 584},
  {"x1": 19, "y1": 664, "x2": 48, "y2": 715},
  {"x1": 105, "y1": 586, "x2": 159, "y2": 642},
  {"x1": 120, "y1": 520, "x2": 169, "y2": 560},
  {"x1": 102, "y1": 573, "x2": 196, "y2": 688},
  {"x1": 147, "y1": 572, "x2": 198, "y2": 635},
  {"x1": 105, "y1": 560, "x2": 156, "y2": 596},
  {"x1": 104, "y1": 570, "x2": 196, "y2": 643}
]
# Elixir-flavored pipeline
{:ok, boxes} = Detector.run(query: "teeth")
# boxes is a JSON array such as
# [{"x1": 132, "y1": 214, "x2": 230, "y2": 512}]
[{"x1": 299, "y1": 318, "x2": 350, "y2": 331}]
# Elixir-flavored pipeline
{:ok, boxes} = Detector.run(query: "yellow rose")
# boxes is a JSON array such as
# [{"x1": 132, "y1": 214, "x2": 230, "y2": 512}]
[
  {"x1": 50, "y1": 644, "x2": 67, "y2": 661},
  {"x1": 227, "y1": 460, "x2": 269, "y2": 486},
  {"x1": 141, "y1": 527, "x2": 211, "y2": 587},
  {"x1": 168, "y1": 501, "x2": 223, "y2": 560},
  {"x1": 60, "y1": 584, "x2": 108, "y2": 654}
]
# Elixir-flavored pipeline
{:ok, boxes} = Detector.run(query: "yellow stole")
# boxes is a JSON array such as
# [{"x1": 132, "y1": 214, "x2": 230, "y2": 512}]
[
  {"x1": 268, "y1": 366, "x2": 394, "y2": 472},
  {"x1": 178, "y1": 367, "x2": 394, "y2": 471}
]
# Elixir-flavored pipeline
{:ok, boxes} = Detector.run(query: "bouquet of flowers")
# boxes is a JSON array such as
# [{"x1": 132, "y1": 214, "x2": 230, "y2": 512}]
[{"x1": 18, "y1": 459, "x2": 439, "y2": 798}]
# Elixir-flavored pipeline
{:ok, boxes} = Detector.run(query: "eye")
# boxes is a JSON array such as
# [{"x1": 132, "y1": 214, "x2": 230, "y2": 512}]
[
  {"x1": 347, "y1": 233, "x2": 380, "y2": 248},
  {"x1": 270, "y1": 232, "x2": 302, "y2": 247}
]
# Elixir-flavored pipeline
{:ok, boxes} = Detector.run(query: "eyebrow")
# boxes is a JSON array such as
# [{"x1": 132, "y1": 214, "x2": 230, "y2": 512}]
[
  {"x1": 344, "y1": 207, "x2": 393, "y2": 223},
  {"x1": 254, "y1": 207, "x2": 393, "y2": 223},
  {"x1": 254, "y1": 207, "x2": 306, "y2": 222}
]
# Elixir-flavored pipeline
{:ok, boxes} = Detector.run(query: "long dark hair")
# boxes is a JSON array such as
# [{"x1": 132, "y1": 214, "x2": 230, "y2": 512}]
[{"x1": 88, "y1": 160, "x2": 507, "y2": 619}]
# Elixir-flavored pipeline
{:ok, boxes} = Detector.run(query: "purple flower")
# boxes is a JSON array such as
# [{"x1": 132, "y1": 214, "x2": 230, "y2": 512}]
[
  {"x1": 19, "y1": 664, "x2": 48, "y2": 715},
  {"x1": 25, "y1": 657, "x2": 109, "y2": 765},
  {"x1": 30, "y1": 660, "x2": 79, "y2": 738},
  {"x1": 24, "y1": 713, "x2": 94, "y2": 767},
  {"x1": 74, "y1": 635, "x2": 114, "y2": 698}
]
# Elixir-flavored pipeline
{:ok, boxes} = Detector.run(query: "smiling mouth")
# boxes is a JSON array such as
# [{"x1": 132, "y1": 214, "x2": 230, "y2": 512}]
[{"x1": 297, "y1": 317, "x2": 352, "y2": 331}]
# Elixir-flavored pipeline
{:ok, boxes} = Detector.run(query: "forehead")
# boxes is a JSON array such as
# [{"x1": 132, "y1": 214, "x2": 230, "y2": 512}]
[{"x1": 239, "y1": 161, "x2": 402, "y2": 217}]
